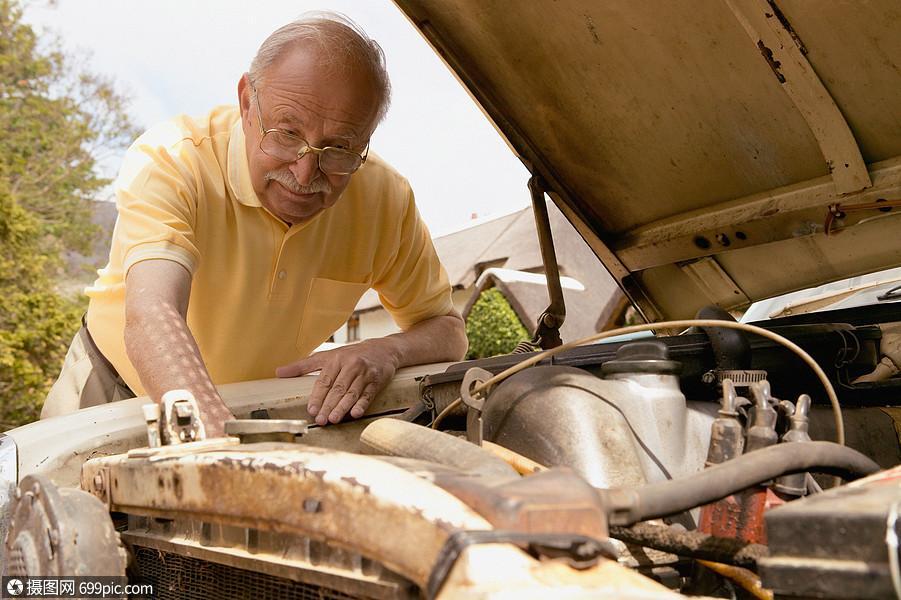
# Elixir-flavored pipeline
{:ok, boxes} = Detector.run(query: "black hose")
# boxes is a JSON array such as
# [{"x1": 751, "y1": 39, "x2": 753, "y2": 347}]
[
  {"x1": 603, "y1": 442, "x2": 880, "y2": 525},
  {"x1": 610, "y1": 523, "x2": 768, "y2": 570},
  {"x1": 696, "y1": 305, "x2": 750, "y2": 370}
]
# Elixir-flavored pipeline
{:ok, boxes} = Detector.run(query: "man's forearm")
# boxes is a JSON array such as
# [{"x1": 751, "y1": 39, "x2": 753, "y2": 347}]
[
  {"x1": 125, "y1": 302, "x2": 220, "y2": 404},
  {"x1": 124, "y1": 259, "x2": 233, "y2": 436},
  {"x1": 379, "y1": 312, "x2": 468, "y2": 369}
]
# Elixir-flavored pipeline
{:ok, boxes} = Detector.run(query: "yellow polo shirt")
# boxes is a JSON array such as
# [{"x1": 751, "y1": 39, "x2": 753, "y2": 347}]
[{"x1": 85, "y1": 105, "x2": 453, "y2": 395}]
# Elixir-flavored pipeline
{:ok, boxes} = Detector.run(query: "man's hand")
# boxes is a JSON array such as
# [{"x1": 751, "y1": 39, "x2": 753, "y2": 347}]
[
  {"x1": 276, "y1": 339, "x2": 398, "y2": 425},
  {"x1": 277, "y1": 311, "x2": 468, "y2": 425}
]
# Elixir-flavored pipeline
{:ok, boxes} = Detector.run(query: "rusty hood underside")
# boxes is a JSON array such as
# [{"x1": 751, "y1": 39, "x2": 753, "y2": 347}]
[{"x1": 394, "y1": 0, "x2": 901, "y2": 320}]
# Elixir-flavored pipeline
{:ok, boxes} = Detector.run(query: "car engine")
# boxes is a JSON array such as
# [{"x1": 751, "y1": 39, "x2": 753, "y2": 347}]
[{"x1": 3, "y1": 307, "x2": 899, "y2": 599}]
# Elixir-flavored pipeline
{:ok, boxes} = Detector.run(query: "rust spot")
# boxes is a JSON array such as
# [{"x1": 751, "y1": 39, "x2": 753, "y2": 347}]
[
  {"x1": 172, "y1": 473, "x2": 183, "y2": 500},
  {"x1": 715, "y1": 233, "x2": 731, "y2": 247},
  {"x1": 340, "y1": 476, "x2": 372, "y2": 494},
  {"x1": 757, "y1": 41, "x2": 786, "y2": 83},
  {"x1": 584, "y1": 15, "x2": 601, "y2": 45},
  {"x1": 157, "y1": 476, "x2": 165, "y2": 488},
  {"x1": 434, "y1": 518, "x2": 458, "y2": 532},
  {"x1": 766, "y1": 0, "x2": 808, "y2": 54},
  {"x1": 305, "y1": 469, "x2": 328, "y2": 481}
]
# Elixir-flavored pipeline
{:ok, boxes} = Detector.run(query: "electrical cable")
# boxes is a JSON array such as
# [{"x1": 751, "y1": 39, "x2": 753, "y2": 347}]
[
  {"x1": 432, "y1": 319, "x2": 845, "y2": 446},
  {"x1": 697, "y1": 560, "x2": 773, "y2": 600}
]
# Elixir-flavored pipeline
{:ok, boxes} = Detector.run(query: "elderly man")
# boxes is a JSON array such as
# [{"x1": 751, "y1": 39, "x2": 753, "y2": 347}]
[{"x1": 42, "y1": 14, "x2": 468, "y2": 434}]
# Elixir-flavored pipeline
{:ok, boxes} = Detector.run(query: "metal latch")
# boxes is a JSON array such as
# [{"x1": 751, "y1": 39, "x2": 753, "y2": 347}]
[
  {"x1": 461, "y1": 367, "x2": 494, "y2": 446},
  {"x1": 142, "y1": 390, "x2": 207, "y2": 447}
]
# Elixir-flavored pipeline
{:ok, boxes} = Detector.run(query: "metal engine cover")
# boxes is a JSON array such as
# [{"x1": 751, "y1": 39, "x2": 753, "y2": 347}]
[
  {"x1": 481, "y1": 365, "x2": 715, "y2": 489},
  {"x1": 2, "y1": 474, "x2": 126, "y2": 577}
]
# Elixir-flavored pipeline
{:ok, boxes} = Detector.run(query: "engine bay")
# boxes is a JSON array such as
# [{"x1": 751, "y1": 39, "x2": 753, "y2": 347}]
[{"x1": 4, "y1": 305, "x2": 899, "y2": 599}]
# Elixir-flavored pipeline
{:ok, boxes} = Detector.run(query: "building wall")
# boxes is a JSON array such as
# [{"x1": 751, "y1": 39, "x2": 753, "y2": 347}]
[{"x1": 334, "y1": 288, "x2": 473, "y2": 343}]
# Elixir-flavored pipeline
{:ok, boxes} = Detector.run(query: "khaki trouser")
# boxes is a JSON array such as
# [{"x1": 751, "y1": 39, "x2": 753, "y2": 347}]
[{"x1": 41, "y1": 320, "x2": 135, "y2": 419}]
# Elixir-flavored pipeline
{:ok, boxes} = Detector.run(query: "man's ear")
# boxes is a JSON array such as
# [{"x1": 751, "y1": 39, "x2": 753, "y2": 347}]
[{"x1": 237, "y1": 73, "x2": 252, "y2": 123}]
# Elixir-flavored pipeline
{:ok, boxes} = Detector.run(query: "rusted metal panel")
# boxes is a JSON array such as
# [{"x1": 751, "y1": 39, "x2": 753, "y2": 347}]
[
  {"x1": 81, "y1": 446, "x2": 493, "y2": 588},
  {"x1": 614, "y1": 157, "x2": 901, "y2": 273},
  {"x1": 724, "y1": 0, "x2": 871, "y2": 194},
  {"x1": 393, "y1": 0, "x2": 901, "y2": 318},
  {"x1": 81, "y1": 446, "x2": 677, "y2": 597}
]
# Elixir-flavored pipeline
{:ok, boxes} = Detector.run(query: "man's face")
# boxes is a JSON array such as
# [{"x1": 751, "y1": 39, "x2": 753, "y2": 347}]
[{"x1": 238, "y1": 48, "x2": 379, "y2": 225}]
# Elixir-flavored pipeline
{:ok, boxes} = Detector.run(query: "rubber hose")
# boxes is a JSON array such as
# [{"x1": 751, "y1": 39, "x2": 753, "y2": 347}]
[
  {"x1": 360, "y1": 419, "x2": 519, "y2": 482},
  {"x1": 604, "y1": 442, "x2": 880, "y2": 525},
  {"x1": 696, "y1": 305, "x2": 750, "y2": 370},
  {"x1": 609, "y1": 522, "x2": 768, "y2": 570}
]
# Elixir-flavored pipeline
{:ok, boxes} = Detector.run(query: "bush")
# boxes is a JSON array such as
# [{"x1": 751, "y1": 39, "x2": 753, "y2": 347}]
[{"x1": 465, "y1": 288, "x2": 530, "y2": 359}]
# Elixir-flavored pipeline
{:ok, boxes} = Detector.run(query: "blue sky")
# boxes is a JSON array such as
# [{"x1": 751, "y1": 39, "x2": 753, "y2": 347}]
[{"x1": 24, "y1": 0, "x2": 531, "y2": 236}]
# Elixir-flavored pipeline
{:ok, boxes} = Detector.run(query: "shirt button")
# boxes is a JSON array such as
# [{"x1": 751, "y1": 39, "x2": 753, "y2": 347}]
[{"x1": 277, "y1": 270, "x2": 287, "y2": 280}]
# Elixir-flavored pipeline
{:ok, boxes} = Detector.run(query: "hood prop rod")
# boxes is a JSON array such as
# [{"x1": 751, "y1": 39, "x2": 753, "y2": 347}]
[{"x1": 519, "y1": 175, "x2": 566, "y2": 351}]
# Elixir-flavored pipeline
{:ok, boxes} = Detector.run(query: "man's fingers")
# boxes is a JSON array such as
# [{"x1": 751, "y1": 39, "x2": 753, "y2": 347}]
[
  {"x1": 306, "y1": 367, "x2": 337, "y2": 418},
  {"x1": 313, "y1": 370, "x2": 356, "y2": 426},
  {"x1": 327, "y1": 376, "x2": 380, "y2": 423},
  {"x1": 349, "y1": 382, "x2": 380, "y2": 419},
  {"x1": 276, "y1": 354, "x2": 323, "y2": 378}
]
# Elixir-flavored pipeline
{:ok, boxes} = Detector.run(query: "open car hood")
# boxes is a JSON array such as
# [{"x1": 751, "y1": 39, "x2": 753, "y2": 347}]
[{"x1": 394, "y1": 0, "x2": 901, "y2": 320}]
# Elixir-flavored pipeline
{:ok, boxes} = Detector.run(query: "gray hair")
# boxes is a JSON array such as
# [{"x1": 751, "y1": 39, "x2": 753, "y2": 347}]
[{"x1": 249, "y1": 12, "x2": 391, "y2": 125}]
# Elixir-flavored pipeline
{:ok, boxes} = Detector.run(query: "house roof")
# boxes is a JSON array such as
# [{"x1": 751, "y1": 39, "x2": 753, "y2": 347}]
[
  {"x1": 462, "y1": 266, "x2": 625, "y2": 342},
  {"x1": 355, "y1": 201, "x2": 625, "y2": 337}
]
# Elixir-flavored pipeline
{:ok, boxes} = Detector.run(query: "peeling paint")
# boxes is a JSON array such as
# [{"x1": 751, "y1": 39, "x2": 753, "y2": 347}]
[
  {"x1": 584, "y1": 15, "x2": 601, "y2": 45},
  {"x1": 756, "y1": 40, "x2": 786, "y2": 83},
  {"x1": 765, "y1": 0, "x2": 808, "y2": 54},
  {"x1": 339, "y1": 476, "x2": 372, "y2": 494}
]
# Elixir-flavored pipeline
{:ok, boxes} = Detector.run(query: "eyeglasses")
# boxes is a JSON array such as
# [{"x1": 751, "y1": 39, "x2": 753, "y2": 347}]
[{"x1": 251, "y1": 85, "x2": 369, "y2": 176}]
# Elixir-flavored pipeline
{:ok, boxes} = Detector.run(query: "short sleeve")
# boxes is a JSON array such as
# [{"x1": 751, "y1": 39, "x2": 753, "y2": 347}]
[
  {"x1": 373, "y1": 185, "x2": 454, "y2": 330},
  {"x1": 114, "y1": 122, "x2": 202, "y2": 276}
]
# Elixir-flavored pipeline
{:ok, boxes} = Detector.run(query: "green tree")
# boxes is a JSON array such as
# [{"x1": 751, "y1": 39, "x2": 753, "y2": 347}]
[
  {"x1": 0, "y1": 0, "x2": 138, "y2": 429},
  {"x1": 465, "y1": 288, "x2": 530, "y2": 359}
]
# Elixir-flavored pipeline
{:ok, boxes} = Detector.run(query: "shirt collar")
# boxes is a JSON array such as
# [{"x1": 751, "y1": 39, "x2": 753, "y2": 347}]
[{"x1": 227, "y1": 117, "x2": 262, "y2": 208}]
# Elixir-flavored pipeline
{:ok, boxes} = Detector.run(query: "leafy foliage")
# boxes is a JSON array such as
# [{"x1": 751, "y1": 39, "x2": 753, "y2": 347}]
[
  {"x1": 0, "y1": 0, "x2": 138, "y2": 429},
  {"x1": 465, "y1": 288, "x2": 530, "y2": 359}
]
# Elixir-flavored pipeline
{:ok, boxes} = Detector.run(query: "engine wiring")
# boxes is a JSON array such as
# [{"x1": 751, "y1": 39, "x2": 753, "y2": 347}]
[{"x1": 431, "y1": 319, "x2": 845, "y2": 446}]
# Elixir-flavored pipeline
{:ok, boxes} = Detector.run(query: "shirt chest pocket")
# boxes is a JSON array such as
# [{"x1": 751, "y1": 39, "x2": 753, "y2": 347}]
[{"x1": 297, "y1": 277, "x2": 371, "y2": 354}]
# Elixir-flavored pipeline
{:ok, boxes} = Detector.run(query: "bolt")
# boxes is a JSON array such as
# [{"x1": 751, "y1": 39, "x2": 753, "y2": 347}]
[
  {"x1": 31, "y1": 482, "x2": 41, "y2": 496},
  {"x1": 303, "y1": 499, "x2": 321, "y2": 513},
  {"x1": 14, "y1": 487, "x2": 21, "y2": 500},
  {"x1": 93, "y1": 474, "x2": 104, "y2": 493}
]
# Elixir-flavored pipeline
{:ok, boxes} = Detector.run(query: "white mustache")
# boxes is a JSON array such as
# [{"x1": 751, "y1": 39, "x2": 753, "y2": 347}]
[{"x1": 264, "y1": 169, "x2": 332, "y2": 195}]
